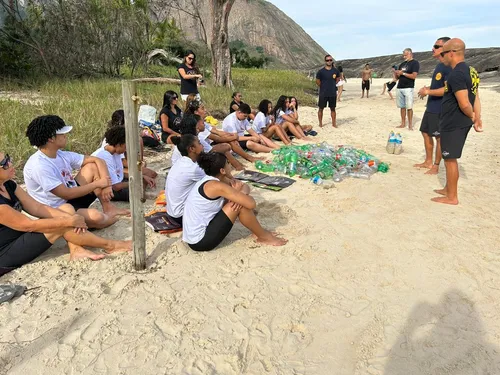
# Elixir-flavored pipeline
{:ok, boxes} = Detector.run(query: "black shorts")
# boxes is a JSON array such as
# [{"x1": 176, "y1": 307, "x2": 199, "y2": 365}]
[
  {"x1": 440, "y1": 126, "x2": 471, "y2": 160},
  {"x1": 67, "y1": 192, "x2": 97, "y2": 211},
  {"x1": 238, "y1": 140, "x2": 248, "y2": 150},
  {"x1": 0, "y1": 229, "x2": 52, "y2": 276},
  {"x1": 318, "y1": 96, "x2": 337, "y2": 110},
  {"x1": 362, "y1": 80, "x2": 371, "y2": 90},
  {"x1": 111, "y1": 188, "x2": 129, "y2": 202},
  {"x1": 167, "y1": 214, "x2": 183, "y2": 226},
  {"x1": 419, "y1": 112, "x2": 441, "y2": 137},
  {"x1": 386, "y1": 82, "x2": 396, "y2": 92},
  {"x1": 189, "y1": 210, "x2": 234, "y2": 252}
]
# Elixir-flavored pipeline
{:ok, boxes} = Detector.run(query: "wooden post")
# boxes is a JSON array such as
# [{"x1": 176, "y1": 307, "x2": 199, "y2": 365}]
[{"x1": 122, "y1": 80, "x2": 146, "y2": 270}]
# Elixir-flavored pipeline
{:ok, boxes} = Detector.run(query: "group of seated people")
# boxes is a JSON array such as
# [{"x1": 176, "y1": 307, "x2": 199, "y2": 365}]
[{"x1": 0, "y1": 91, "x2": 306, "y2": 276}]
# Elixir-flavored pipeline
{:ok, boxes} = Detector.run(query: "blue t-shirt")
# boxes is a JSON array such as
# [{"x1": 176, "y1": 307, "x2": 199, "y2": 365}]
[
  {"x1": 439, "y1": 62, "x2": 479, "y2": 131},
  {"x1": 426, "y1": 62, "x2": 452, "y2": 114},
  {"x1": 316, "y1": 67, "x2": 340, "y2": 97}
]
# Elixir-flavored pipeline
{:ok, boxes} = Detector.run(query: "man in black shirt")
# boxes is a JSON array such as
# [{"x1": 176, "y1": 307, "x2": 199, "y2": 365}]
[
  {"x1": 316, "y1": 54, "x2": 340, "y2": 128},
  {"x1": 432, "y1": 38, "x2": 483, "y2": 205},
  {"x1": 414, "y1": 37, "x2": 452, "y2": 175},
  {"x1": 395, "y1": 48, "x2": 420, "y2": 130}
]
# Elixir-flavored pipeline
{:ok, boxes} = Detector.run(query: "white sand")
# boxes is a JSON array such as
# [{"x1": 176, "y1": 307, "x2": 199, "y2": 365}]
[{"x1": 1, "y1": 78, "x2": 500, "y2": 374}]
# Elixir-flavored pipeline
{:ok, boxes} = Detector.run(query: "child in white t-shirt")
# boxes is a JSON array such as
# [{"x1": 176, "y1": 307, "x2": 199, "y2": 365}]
[
  {"x1": 253, "y1": 99, "x2": 291, "y2": 145},
  {"x1": 273, "y1": 95, "x2": 312, "y2": 141}
]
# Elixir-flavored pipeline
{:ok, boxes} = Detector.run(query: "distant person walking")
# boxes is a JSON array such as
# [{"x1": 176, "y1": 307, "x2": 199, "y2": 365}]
[
  {"x1": 360, "y1": 64, "x2": 373, "y2": 98},
  {"x1": 177, "y1": 50, "x2": 202, "y2": 101},
  {"x1": 380, "y1": 65, "x2": 398, "y2": 100},
  {"x1": 431, "y1": 38, "x2": 482, "y2": 205},
  {"x1": 316, "y1": 54, "x2": 340, "y2": 128},
  {"x1": 414, "y1": 37, "x2": 452, "y2": 175},
  {"x1": 395, "y1": 48, "x2": 420, "y2": 130}
]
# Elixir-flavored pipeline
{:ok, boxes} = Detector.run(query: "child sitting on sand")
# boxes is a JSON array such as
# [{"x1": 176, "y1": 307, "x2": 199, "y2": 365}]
[
  {"x1": 182, "y1": 152, "x2": 287, "y2": 251},
  {"x1": 273, "y1": 96, "x2": 311, "y2": 141},
  {"x1": 253, "y1": 99, "x2": 291, "y2": 145},
  {"x1": 288, "y1": 96, "x2": 314, "y2": 134},
  {"x1": 165, "y1": 134, "x2": 205, "y2": 226}
]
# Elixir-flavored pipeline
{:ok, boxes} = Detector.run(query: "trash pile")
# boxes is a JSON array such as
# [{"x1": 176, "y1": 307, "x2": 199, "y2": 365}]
[{"x1": 255, "y1": 143, "x2": 389, "y2": 183}]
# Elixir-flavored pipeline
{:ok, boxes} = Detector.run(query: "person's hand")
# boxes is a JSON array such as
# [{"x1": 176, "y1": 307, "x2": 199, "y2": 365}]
[
  {"x1": 100, "y1": 186, "x2": 114, "y2": 202},
  {"x1": 229, "y1": 201, "x2": 242, "y2": 212},
  {"x1": 96, "y1": 176, "x2": 112, "y2": 189},
  {"x1": 395, "y1": 70, "x2": 402, "y2": 77},
  {"x1": 473, "y1": 117, "x2": 483, "y2": 132},
  {"x1": 68, "y1": 214, "x2": 87, "y2": 233},
  {"x1": 418, "y1": 86, "x2": 428, "y2": 99},
  {"x1": 143, "y1": 175, "x2": 156, "y2": 188}
]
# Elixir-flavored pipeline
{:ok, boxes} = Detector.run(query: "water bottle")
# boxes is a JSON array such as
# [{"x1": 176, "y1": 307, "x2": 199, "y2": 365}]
[
  {"x1": 394, "y1": 133, "x2": 403, "y2": 155},
  {"x1": 310, "y1": 175, "x2": 323, "y2": 185},
  {"x1": 349, "y1": 172, "x2": 371, "y2": 180},
  {"x1": 386, "y1": 131, "x2": 396, "y2": 154}
]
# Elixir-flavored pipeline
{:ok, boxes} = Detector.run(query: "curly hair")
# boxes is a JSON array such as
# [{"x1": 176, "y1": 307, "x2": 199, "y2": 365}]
[
  {"x1": 197, "y1": 151, "x2": 227, "y2": 176},
  {"x1": 179, "y1": 114, "x2": 201, "y2": 135},
  {"x1": 26, "y1": 115, "x2": 66, "y2": 147},
  {"x1": 104, "y1": 126, "x2": 126, "y2": 147},
  {"x1": 108, "y1": 109, "x2": 125, "y2": 128}
]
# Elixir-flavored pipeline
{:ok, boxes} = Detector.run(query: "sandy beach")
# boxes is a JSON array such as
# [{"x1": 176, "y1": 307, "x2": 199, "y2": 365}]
[{"x1": 1, "y1": 77, "x2": 500, "y2": 374}]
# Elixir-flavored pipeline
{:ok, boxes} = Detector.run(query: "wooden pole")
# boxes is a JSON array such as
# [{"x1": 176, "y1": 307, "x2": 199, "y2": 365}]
[{"x1": 122, "y1": 80, "x2": 146, "y2": 270}]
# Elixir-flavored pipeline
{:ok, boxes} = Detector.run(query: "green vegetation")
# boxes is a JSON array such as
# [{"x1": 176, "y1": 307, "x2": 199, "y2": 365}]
[{"x1": 0, "y1": 68, "x2": 317, "y2": 178}]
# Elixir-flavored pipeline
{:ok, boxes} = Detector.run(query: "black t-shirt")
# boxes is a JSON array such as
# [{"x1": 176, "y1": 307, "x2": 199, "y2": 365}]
[
  {"x1": 177, "y1": 63, "x2": 198, "y2": 95},
  {"x1": 0, "y1": 180, "x2": 23, "y2": 248},
  {"x1": 439, "y1": 62, "x2": 479, "y2": 131},
  {"x1": 159, "y1": 106, "x2": 183, "y2": 133},
  {"x1": 397, "y1": 59, "x2": 420, "y2": 89},
  {"x1": 229, "y1": 100, "x2": 241, "y2": 113},
  {"x1": 426, "y1": 62, "x2": 452, "y2": 114},
  {"x1": 316, "y1": 67, "x2": 340, "y2": 96}
]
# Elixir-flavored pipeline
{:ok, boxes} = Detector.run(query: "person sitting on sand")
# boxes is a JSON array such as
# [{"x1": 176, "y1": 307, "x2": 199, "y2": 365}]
[
  {"x1": 24, "y1": 115, "x2": 129, "y2": 229},
  {"x1": 273, "y1": 96, "x2": 311, "y2": 141},
  {"x1": 182, "y1": 152, "x2": 287, "y2": 251},
  {"x1": 165, "y1": 135, "x2": 206, "y2": 226},
  {"x1": 0, "y1": 151, "x2": 131, "y2": 276},
  {"x1": 229, "y1": 92, "x2": 255, "y2": 120},
  {"x1": 159, "y1": 90, "x2": 183, "y2": 143},
  {"x1": 92, "y1": 126, "x2": 155, "y2": 202},
  {"x1": 253, "y1": 99, "x2": 291, "y2": 146},
  {"x1": 107, "y1": 109, "x2": 158, "y2": 181},
  {"x1": 288, "y1": 97, "x2": 313, "y2": 133},
  {"x1": 222, "y1": 103, "x2": 275, "y2": 154}
]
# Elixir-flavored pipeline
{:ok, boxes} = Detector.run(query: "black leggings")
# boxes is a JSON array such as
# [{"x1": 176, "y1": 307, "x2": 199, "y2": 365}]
[
  {"x1": 189, "y1": 210, "x2": 234, "y2": 252},
  {"x1": 0, "y1": 229, "x2": 52, "y2": 276}
]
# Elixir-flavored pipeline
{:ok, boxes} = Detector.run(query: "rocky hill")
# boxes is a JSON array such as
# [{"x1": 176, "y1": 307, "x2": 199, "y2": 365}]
[
  {"x1": 335, "y1": 48, "x2": 500, "y2": 79},
  {"x1": 162, "y1": 0, "x2": 328, "y2": 69}
]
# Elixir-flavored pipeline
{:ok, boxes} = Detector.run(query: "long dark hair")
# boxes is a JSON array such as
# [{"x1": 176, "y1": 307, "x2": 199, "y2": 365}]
[
  {"x1": 183, "y1": 50, "x2": 199, "y2": 72},
  {"x1": 272, "y1": 95, "x2": 288, "y2": 117},
  {"x1": 184, "y1": 99, "x2": 203, "y2": 116},
  {"x1": 258, "y1": 99, "x2": 272, "y2": 115},
  {"x1": 162, "y1": 90, "x2": 179, "y2": 109},
  {"x1": 179, "y1": 114, "x2": 201, "y2": 135},
  {"x1": 289, "y1": 96, "x2": 299, "y2": 111},
  {"x1": 108, "y1": 109, "x2": 125, "y2": 128},
  {"x1": 171, "y1": 134, "x2": 198, "y2": 156},
  {"x1": 197, "y1": 151, "x2": 227, "y2": 177}
]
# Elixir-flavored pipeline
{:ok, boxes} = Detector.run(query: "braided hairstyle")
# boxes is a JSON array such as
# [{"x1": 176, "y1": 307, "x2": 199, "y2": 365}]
[{"x1": 26, "y1": 115, "x2": 66, "y2": 147}]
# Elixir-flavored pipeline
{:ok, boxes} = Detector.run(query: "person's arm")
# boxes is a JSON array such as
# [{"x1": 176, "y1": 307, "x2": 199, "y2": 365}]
[
  {"x1": 473, "y1": 89, "x2": 482, "y2": 132},
  {"x1": 50, "y1": 177, "x2": 109, "y2": 201},
  {"x1": 15, "y1": 186, "x2": 73, "y2": 220},
  {"x1": 401, "y1": 71, "x2": 418, "y2": 80},
  {"x1": 288, "y1": 106, "x2": 298, "y2": 120},
  {"x1": 210, "y1": 127, "x2": 238, "y2": 141},
  {"x1": 178, "y1": 67, "x2": 201, "y2": 80},
  {"x1": 204, "y1": 181, "x2": 256, "y2": 210},
  {"x1": 81, "y1": 155, "x2": 114, "y2": 201},
  {"x1": 112, "y1": 181, "x2": 129, "y2": 191},
  {"x1": 281, "y1": 113, "x2": 299, "y2": 124},
  {"x1": 244, "y1": 128, "x2": 262, "y2": 142},
  {"x1": 454, "y1": 89, "x2": 474, "y2": 119},
  {"x1": 231, "y1": 103, "x2": 239, "y2": 112},
  {"x1": 160, "y1": 113, "x2": 173, "y2": 135}
]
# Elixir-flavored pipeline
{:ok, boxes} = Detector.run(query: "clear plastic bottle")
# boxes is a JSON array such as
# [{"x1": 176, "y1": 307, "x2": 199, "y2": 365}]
[
  {"x1": 349, "y1": 172, "x2": 371, "y2": 180},
  {"x1": 386, "y1": 131, "x2": 396, "y2": 154},
  {"x1": 310, "y1": 175, "x2": 323, "y2": 185},
  {"x1": 394, "y1": 133, "x2": 403, "y2": 155}
]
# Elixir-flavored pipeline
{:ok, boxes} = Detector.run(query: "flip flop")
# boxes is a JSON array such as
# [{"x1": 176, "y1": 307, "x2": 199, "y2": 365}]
[{"x1": 0, "y1": 284, "x2": 27, "y2": 304}]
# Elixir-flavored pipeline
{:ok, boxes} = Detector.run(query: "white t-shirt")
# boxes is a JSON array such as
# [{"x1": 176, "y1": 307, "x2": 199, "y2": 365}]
[
  {"x1": 101, "y1": 138, "x2": 125, "y2": 160},
  {"x1": 275, "y1": 109, "x2": 286, "y2": 125},
  {"x1": 171, "y1": 146, "x2": 182, "y2": 165},
  {"x1": 198, "y1": 123, "x2": 213, "y2": 152},
  {"x1": 91, "y1": 146, "x2": 124, "y2": 185},
  {"x1": 222, "y1": 112, "x2": 252, "y2": 136},
  {"x1": 23, "y1": 150, "x2": 84, "y2": 208},
  {"x1": 252, "y1": 112, "x2": 271, "y2": 134},
  {"x1": 165, "y1": 156, "x2": 206, "y2": 218}
]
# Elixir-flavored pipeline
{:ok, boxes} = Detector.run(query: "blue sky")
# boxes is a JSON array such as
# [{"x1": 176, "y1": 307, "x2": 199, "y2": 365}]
[{"x1": 267, "y1": 0, "x2": 500, "y2": 60}]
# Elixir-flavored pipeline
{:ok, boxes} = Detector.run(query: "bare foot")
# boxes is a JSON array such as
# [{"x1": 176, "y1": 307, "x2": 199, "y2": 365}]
[
  {"x1": 106, "y1": 206, "x2": 131, "y2": 217},
  {"x1": 105, "y1": 240, "x2": 133, "y2": 254},
  {"x1": 332, "y1": 124, "x2": 338, "y2": 128},
  {"x1": 70, "y1": 245, "x2": 106, "y2": 261},
  {"x1": 414, "y1": 161, "x2": 433, "y2": 169},
  {"x1": 409, "y1": 126, "x2": 414, "y2": 131},
  {"x1": 396, "y1": 124, "x2": 405, "y2": 128},
  {"x1": 319, "y1": 124, "x2": 324, "y2": 128},
  {"x1": 425, "y1": 166, "x2": 439, "y2": 175},
  {"x1": 431, "y1": 196, "x2": 458, "y2": 205},
  {"x1": 433, "y1": 188, "x2": 447, "y2": 196},
  {"x1": 256, "y1": 232, "x2": 288, "y2": 246}
]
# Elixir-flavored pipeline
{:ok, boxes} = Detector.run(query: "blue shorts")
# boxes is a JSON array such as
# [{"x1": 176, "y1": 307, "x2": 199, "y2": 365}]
[{"x1": 396, "y1": 88, "x2": 414, "y2": 109}]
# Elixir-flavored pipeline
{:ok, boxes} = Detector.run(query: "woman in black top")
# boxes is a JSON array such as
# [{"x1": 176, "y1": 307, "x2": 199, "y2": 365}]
[
  {"x1": 177, "y1": 50, "x2": 202, "y2": 100},
  {"x1": 159, "y1": 90, "x2": 183, "y2": 143},
  {"x1": 0, "y1": 152, "x2": 131, "y2": 276},
  {"x1": 229, "y1": 92, "x2": 242, "y2": 113}
]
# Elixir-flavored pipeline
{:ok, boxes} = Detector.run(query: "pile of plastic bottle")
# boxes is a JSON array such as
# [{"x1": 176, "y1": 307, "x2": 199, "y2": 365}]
[{"x1": 255, "y1": 142, "x2": 389, "y2": 183}]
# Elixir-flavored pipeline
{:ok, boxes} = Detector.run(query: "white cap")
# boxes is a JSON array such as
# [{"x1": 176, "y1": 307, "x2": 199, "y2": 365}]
[{"x1": 56, "y1": 125, "x2": 73, "y2": 134}]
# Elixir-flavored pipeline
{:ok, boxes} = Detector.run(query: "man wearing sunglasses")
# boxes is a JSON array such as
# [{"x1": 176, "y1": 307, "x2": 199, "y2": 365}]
[
  {"x1": 316, "y1": 54, "x2": 341, "y2": 128},
  {"x1": 414, "y1": 37, "x2": 452, "y2": 175},
  {"x1": 395, "y1": 48, "x2": 420, "y2": 130},
  {"x1": 431, "y1": 38, "x2": 482, "y2": 205}
]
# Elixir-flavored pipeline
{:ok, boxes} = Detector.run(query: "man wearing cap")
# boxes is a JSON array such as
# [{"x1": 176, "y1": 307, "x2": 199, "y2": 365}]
[{"x1": 24, "y1": 115, "x2": 129, "y2": 229}]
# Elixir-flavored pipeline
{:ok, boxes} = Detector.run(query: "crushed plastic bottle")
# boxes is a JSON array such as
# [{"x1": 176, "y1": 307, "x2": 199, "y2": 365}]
[
  {"x1": 386, "y1": 131, "x2": 396, "y2": 154},
  {"x1": 394, "y1": 133, "x2": 403, "y2": 155}
]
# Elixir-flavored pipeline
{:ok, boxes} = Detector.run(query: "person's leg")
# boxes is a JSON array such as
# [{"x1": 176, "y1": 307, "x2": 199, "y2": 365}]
[
  {"x1": 432, "y1": 159, "x2": 459, "y2": 205},
  {"x1": 388, "y1": 91, "x2": 394, "y2": 100},
  {"x1": 414, "y1": 132, "x2": 434, "y2": 169},
  {"x1": 381, "y1": 84, "x2": 386, "y2": 95},
  {"x1": 318, "y1": 98, "x2": 325, "y2": 127},
  {"x1": 258, "y1": 134, "x2": 280, "y2": 149},
  {"x1": 366, "y1": 83, "x2": 370, "y2": 98},
  {"x1": 212, "y1": 143, "x2": 244, "y2": 170},
  {"x1": 283, "y1": 121, "x2": 306, "y2": 139},
  {"x1": 426, "y1": 136, "x2": 442, "y2": 175},
  {"x1": 246, "y1": 141, "x2": 274, "y2": 153},
  {"x1": 61, "y1": 228, "x2": 131, "y2": 259},
  {"x1": 228, "y1": 140, "x2": 263, "y2": 162},
  {"x1": 300, "y1": 124, "x2": 313, "y2": 133},
  {"x1": 0, "y1": 231, "x2": 54, "y2": 271},
  {"x1": 408, "y1": 109, "x2": 414, "y2": 130},
  {"x1": 143, "y1": 167, "x2": 157, "y2": 179},
  {"x1": 337, "y1": 86, "x2": 343, "y2": 101},
  {"x1": 264, "y1": 125, "x2": 291, "y2": 145},
  {"x1": 407, "y1": 90, "x2": 414, "y2": 130},
  {"x1": 221, "y1": 204, "x2": 287, "y2": 246},
  {"x1": 398, "y1": 108, "x2": 406, "y2": 128},
  {"x1": 330, "y1": 109, "x2": 337, "y2": 128}
]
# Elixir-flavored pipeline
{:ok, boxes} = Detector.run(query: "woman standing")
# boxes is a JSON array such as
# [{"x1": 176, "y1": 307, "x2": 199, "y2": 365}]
[
  {"x1": 177, "y1": 50, "x2": 202, "y2": 101},
  {"x1": 336, "y1": 66, "x2": 346, "y2": 102},
  {"x1": 159, "y1": 90, "x2": 183, "y2": 143}
]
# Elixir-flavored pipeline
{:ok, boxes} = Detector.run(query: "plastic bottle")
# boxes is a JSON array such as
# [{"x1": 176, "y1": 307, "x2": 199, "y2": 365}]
[
  {"x1": 394, "y1": 133, "x2": 403, "y2": 155},
  {"x1": 349, "y1": 172, "x2": 371, "y2": 180},
  {"x1": 310, "y1": 175, "x2": 323, "y2": 185},
  {"x1": 386, "y1": 131, "x2": 396, "y2": 154}
]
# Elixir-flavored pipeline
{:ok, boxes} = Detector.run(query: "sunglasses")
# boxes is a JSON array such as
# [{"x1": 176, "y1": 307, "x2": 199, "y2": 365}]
[
  {"x1": 433, "y1": 44, "x2": 443, "y2": 49},
  {"x1": 0, "y1": 154, "x2": 11, "y2": 170},
  {"x1": 440, "y1": 50, "x2": 453, "y2": 57},
  {"x1": 172, "y1": 96, "x2": 178, "y2": 100},
  {"x1": 325, "y1": 59, "x2": 333, "y2": 62},
  {"x1": 186, "y1": 57, "x2": 194, "y2": 60}
]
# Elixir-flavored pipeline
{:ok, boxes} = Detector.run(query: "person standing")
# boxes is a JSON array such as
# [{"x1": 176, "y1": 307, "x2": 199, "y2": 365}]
[
  {"x1": 395, "y1": 48, "x2": 420, "y2": 130},
  {"x1": 432, "y1": 38, "x2": 482, "y2": 205},
  {"x1": 316, "y1": 54, "x2": 340, "y2": 128},
  {"x1": 336, "y1": 66, "x2": 346, "y2": 102},
  {"x1": 177, "y1": 50, "x2": 202, "y2": 101},
  {"x1": 360, "y1": 64, "x2": 373, "y2": 98},
  {"x1": 414, "y1": 37, "x2": 452, "y2": 175}
]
